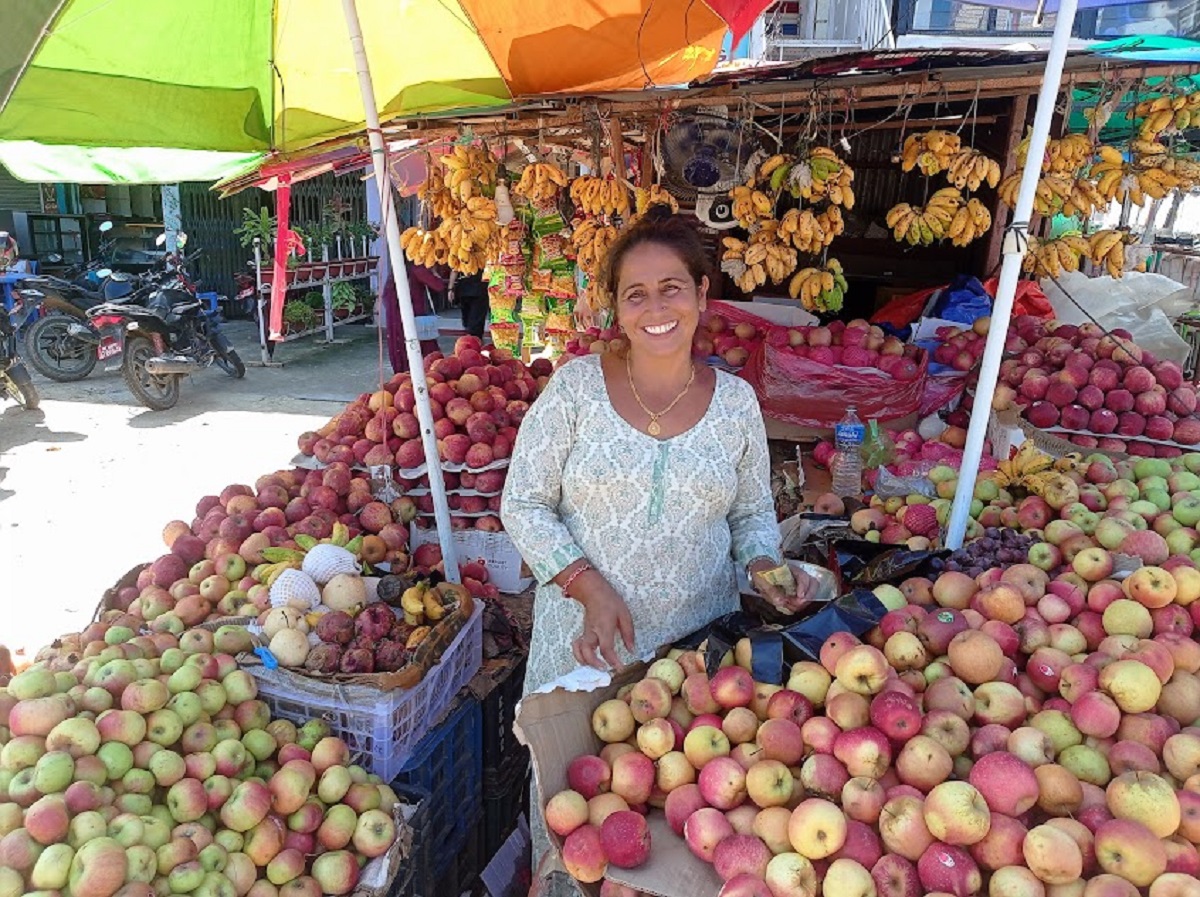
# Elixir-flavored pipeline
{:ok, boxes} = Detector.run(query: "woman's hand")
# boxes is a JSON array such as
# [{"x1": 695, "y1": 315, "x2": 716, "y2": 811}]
[
  {"x1": 570, "y1": 573, "x2": 635, "y2": 671},
  {"x1": 750, "y1": 559, "x2": 822, "y2": 614}
]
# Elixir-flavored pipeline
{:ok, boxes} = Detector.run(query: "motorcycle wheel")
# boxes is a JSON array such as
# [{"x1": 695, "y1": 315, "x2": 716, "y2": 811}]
[
  {"x1": 122, "y1": 334, "x2": 179, "y2": 411},
  {"x1": 24, "y1": 314, "x2": 97, "y2": 382},
  {"x1": 211, "y1": 331, "x2": 245, "y2": 379},
  {"x1": 3, "y1": 363, "x2": 40, "y2": 410}
]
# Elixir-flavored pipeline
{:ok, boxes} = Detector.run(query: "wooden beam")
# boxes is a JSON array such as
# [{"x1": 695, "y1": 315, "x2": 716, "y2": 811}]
[
  {"x1": 608, "y1": 114, "x2": 627, "y2": 180},
  {"x1": 983, "y1": 93, "x2": 1029, "y2": 276}
]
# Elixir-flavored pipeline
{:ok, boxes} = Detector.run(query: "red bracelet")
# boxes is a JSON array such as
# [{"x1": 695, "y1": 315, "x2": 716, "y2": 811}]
[{"x1": 560, "y1": 562, "x2": 593, "y2": 598}]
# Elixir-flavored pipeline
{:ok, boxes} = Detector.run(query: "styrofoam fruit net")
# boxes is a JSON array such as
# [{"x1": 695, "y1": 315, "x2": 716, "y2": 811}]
[
  {"x1": 302, "y1": 544, "x2": 360, "y2": 585},
  {"x1": 269, "y1": 568, "x2": 321, "y2": 610}
]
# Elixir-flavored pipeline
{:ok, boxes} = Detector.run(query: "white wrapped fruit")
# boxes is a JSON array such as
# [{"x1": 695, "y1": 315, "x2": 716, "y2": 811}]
[
  {"x1": 302, "y1": 544, "x2": 360, "y2": 585},
  {"x1": 263, "y1": 606, "x2": 309, "y2": 640},
  {"x1": 269, "y1": 568, "x2": 321, "y2": 610}
]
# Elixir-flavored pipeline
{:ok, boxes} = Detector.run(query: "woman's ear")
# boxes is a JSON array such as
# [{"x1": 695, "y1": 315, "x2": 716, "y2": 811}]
[{"x1": 698, "y1": 275, "x2": 710, "y2": 312}]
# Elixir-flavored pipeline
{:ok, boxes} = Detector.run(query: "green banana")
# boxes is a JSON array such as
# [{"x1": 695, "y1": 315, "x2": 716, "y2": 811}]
[
  {"x1": 344, "y1": 535, "x2": 364, "y2": 558},
  {"x1": 769, "y1": 165, "x2": 791, "y2": 191},
  {"x1": 262, "y1": 547, "x2": 306, "y2": 564},
  {"x1": 294, "y1": 535, "x2": 319, "y2": 551}
]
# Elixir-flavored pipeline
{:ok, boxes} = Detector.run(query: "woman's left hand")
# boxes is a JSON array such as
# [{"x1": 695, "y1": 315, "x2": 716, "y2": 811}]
[{"x1": 751, "y1": 561, "x2": 821, "y2": 614}]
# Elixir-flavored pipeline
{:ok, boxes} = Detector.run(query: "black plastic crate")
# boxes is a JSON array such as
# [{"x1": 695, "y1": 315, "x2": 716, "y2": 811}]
[
  {"x1": 386, "y1": 785, "x2": 431, "y2": 897},
  {"x1": 434, "y1": 816, "x2": 484, "y2": 897},
  {"x1": 391, "y1": 696, "x2": 483, "y2": 861},
  {"x1": 482, "y1": 657, "x2": 528, "y2": 773},
  {"x1": 483, "y1": 752, "x2": 531, "y2": 861},
  {"x1": 388, "y1": 799, "x2": 482, "y2": 897}
]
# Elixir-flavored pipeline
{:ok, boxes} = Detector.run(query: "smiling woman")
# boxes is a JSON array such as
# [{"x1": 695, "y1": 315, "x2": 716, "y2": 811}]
[{"x1": 500, "y1": 206, "x2": 821, "y2": 894}]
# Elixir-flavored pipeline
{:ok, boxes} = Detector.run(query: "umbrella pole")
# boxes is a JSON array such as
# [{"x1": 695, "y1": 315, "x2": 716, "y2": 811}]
[
  {"x1": 340, "y1": 0, "x2": 461, "y2": 584},
  {"x1": 945, "y1": 0, "x2": 1079, "y2": 550}
]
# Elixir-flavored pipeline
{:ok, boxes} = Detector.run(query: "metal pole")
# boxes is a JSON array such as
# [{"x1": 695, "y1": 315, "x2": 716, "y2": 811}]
[
  {"x1": 945, "y1": 0, "x2": 1079, "y2": 550},
  {"x1": 340, "y1": 0, "x2": 460, "y2": 583}
]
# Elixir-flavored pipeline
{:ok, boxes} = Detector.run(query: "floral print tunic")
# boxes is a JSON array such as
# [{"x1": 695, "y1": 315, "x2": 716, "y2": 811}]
[{"x1": 501, "y1": 353, "x2": 782, "y2": 695}]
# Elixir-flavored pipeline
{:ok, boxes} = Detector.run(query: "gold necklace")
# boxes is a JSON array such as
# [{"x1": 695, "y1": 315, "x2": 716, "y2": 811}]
[{"x1": 626, "y1": 355, "x2": 696, "y2": 437}]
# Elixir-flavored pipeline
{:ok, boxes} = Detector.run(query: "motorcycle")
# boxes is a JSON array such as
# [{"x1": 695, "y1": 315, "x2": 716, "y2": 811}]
[
  {"x1": 88, "y1": 252, "x2": 245, "y2": 411},
  {"x1": 1, "y1": 296, "x2": 39, "y2": 410},
  {"x1": 21, "y1": 227, "x2": 184, "y2": 382}
]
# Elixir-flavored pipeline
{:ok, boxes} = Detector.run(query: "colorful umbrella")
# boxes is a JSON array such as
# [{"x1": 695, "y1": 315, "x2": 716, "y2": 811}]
[{"x1": 0, "y1": 0, "x2": 771, "y2": 177}]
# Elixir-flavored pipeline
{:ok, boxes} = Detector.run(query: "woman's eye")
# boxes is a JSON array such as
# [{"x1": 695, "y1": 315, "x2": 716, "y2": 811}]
[{"x1": 663, "y1": 284, "x2": 680, "y2": 295}]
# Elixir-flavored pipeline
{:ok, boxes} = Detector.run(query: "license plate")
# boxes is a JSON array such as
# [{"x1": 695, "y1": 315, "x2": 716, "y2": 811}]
[{"x1": 98, "y1": 338, "x2": 122, "y2": 360}]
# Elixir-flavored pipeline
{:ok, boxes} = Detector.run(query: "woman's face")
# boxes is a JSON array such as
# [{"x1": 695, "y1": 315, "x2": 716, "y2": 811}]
[{"x1": 615, "y1": 242, "x2": 707, "y2": 360}]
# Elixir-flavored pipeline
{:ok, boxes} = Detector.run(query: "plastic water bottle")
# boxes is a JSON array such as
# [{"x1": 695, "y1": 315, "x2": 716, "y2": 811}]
[{"x1": 831, "y1": 406, "x2": 865, "y2": 497}]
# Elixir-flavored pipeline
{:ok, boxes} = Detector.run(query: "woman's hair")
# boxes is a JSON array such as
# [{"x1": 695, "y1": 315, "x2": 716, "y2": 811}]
[{"x1": 596, "y1": 205, "x2": 711, "y2": 310}]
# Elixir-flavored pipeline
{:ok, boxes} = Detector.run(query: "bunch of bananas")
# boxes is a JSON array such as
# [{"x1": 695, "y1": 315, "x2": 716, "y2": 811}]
[
  {"x1": 416, "y1": 171, "x2": 457, "y2": 220},
  {"x1": 780, "y1": 206, "x2": 844, "y2": 254},
  {"x1": 569, "y1": 176, "x2": 631, "y2": 217},
  {"x1": 513, "y1": 162, "x2": 569, "y2": 203},
  {"x1": 1043, "y1": 134, "x2": 1096, "y2": 174},
  {"x1": 1022, "y1": 235, "x2": 1090, "y2": 277},
  {"x1": 885, "y1": 187, "x2": 965, "y2": 245},
  {"x1": 572, "y1": 218, "x2": 620, "y2": 277},
  {"x1": 250, "y1": 524, "x2": 363, "y2": 587},
  {"x1": 439, "y1": 201, "x2": 500, "y2": 274},
  {"x1": 721, "y1": 232, "x2": 799, "y2": 290},
  {"x1": 632, "y1": 184, "x2": 679, "y2": 218},
  {"x1": 1091, "y1": 144, "x2": 1179, "y2": 207},
  {"x1": 788, "y1": 259, "x2": 847, "y2": 313},
  {"x1": 948, "y1": 198, "x2": 993, "y2": 247},
  {"x1": 1160, "y1": 155, "x2": 1200, "y2": 191},
  {"x1": 730, "y1": 185, "x2": 776, "y2": 228},
  {"x1": 945, "y1": 148, "x2": 1002, "y2": 191},
  {"x1": 987, "y1": 443, "x2": 1082, "y2": 490},
  {"x1": 398, "y1": 581, "x2": 448, "y2": 627},
  {"x1": 1131, "y1": 92, "x2": 1200, "y2": 138},
  {"x1": 439, "y1": 144, "x2": 497, "y2": 202},
  {"x1": 997, "y1": 171, "x2": 1106, "y2": 218},
  {"x1": 901, "y1": 131, "x2": 963, "y2": 176},
  {"x1": 399, "y1": 226, "x2": 450, "y2": 269},
  {"x1": 789, "y1": 148, "x2": 856, "y2": 207},
  {"x1": 1088, "y1": 229, "x2": 1128, "y2": 278}
]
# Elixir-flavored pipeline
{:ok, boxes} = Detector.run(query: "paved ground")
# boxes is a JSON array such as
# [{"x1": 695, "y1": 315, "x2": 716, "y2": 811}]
[{"x1": 0, "y1": 315, "x2": 462, "y2": 660}]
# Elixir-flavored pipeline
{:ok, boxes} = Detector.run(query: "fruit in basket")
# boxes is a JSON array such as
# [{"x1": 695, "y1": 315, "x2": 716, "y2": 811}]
[
  {"x1": 268, "y1": 631, "x2": 310, "y2": 668},
  {"x1": 321, "y1": 574, "x2": 367, "y2": 613}
]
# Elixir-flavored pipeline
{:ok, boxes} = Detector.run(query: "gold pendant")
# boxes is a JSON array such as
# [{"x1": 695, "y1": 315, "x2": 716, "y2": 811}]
[{"x1": 647, "y1": 419, "x2": 662, "y2": 436}]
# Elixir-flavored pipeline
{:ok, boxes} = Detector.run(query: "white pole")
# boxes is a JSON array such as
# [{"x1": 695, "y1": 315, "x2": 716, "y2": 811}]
[
  {"x1": 340, "y1": 0, "x2": 461, "y2": 583},
  {"x1": 945, "y1": 0, "x2": 1079, "y2": 550}
]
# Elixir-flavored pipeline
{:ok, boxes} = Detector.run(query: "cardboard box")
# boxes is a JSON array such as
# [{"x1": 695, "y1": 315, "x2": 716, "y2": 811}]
[
  {"x1": 410, "y1": 524, "x2": 534, "y2": 594},
  {"x1": 514, "y1": 664, "x2": 724, "y2": 897}
]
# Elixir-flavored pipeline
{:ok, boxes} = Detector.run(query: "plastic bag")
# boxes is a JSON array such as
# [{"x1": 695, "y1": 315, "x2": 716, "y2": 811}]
[
  {"x1": 738, "y1": 341, "x2": 929, "y2": 428},
  {"x1": 871, "y1": 286, "x2": 940, "y2": 330},
  {"x1": 781, "y1": 590, "x2": 890, "y2": 662},
  {"x1": 873, "y1": 467, "x2": 936, "y2": 498},
  {"x1": 861, "y1": 420, "x2": 896, "y2": 470},
  {"x1": 982, "y1": 277, "x2": 1053, "y2": 318},
  {"x1": 931, "y1": 275, "x2": 993, "y2": 325}
]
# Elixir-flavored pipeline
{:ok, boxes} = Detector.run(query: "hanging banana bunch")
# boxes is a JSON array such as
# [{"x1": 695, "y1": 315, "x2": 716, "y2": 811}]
[
  {"x1": 901, "y1": 131, "x2": 963, "y2": 176},
  {"x1": 730, "y1": 184, "x2": 777, "y2": 228},
  {"x1": 1022, "y1": 235, "x2": 1091, "y2": 278},
  {"x1": 779, "y1": 206, "x2": 843, "y2": 255},
  {"x1": 569, "y1": 176, "x2": 631, "y2": 217},
  {"x1": 399, "y1": 227, "x2": 451, "y2": 269},
  {"x1": 885, "y1": 187, "x2": 964, "y2": 246},
  {"x1": 785, "y1": 147, "x2": 856, "y2": 208},
  {"x1": 514, "y1": 162, "x2": 569, "y2": 204},
  {"x1": 947, "y1": 198, "x2": 993, "y2": 248},
  {"x1": 572, "y1": 218, "x2": 620, "y2": 278},
  {"x1": 1130, "y1": 92, "x2": 1200, "y2": 139},
  {"x1": 945, "y1": 148, "x2": 1002, "y2": 191},
  {"x1": 1090, "y1": 143, "x2": 1178, "y2": 207},
  {"x1": 417, "y1": 168, "x2": 457, "y2": 220},
  {"x1": 439, "y1": 144, "x2": 498, "y2": 203},
  {"x1": 721, "y1": 227, "x2": 799, "y2": 292},
  {"x1": 1087, "y1": 229, "x2": 1128, "y2": 278},
  {"x1": 631, "y1": 184, "x2": 679, "y2": 219},
  {"x1": 433, "y1": 199, "x2": 501, "y2": 275},
  {"x1": 997, "y1": 170, "x2": 1101, "y2": 217},
  {"x1": 1015, "y1": 131, "x2": 1094, "y2": 175},
  {"x1": 788, "y1": 258, "x2": 847, "y2": 313},
  {"x1": 1160, "y1": 155, "x2": 1200, "y2": 191}
]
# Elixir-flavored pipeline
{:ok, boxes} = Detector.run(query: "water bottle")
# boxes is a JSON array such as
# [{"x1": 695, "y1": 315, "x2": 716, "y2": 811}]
[{"x1": 831, "y1": 406, "x2": 865, "y2": 497}]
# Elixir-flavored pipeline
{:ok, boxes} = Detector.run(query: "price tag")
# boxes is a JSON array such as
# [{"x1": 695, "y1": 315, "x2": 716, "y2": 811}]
[{"x1": 368, "y1": 464, "x2": 401, "y2": 502}]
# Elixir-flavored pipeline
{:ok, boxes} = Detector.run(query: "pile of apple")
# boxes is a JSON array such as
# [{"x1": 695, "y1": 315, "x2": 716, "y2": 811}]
[
  {"x1": 563, "y1": 327, "x2": 627, "y2": 360},
  {"x1": 930, "y1": 319, "x2": 990, "y2": 373},
  {"x1": 544, "y1": 549, "x2": 1200, "y2": 897},
  {"x1": 810, "y1": 427, "x2": 999, "y2": 495},
  {"x1": 0, "y1": 616, "x2": 401, "y2": 897},
  {"x1": 996, "y1": 317, "x2": 1200, "y2": 455},
  {"x1": 297, "y1": 335, "x2": 544, "y2": 479},
  {"x1": 773, "y1": 320, "x2": 923, "y2": 381},
  {"x1": 692, "y1": 315, "x2": 767, "y2": 369}
]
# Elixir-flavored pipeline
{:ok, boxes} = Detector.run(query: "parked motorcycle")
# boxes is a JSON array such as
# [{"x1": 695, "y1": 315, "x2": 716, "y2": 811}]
[
  {"x1": 21, "y1": 228, "x2": 185, "y2": 382},
  {"x1": 1, "y1": 298, "x2": 39, "y2": 410},
  {"x1": 88, "y1": 263, "x2": 245, "y2": 411}
]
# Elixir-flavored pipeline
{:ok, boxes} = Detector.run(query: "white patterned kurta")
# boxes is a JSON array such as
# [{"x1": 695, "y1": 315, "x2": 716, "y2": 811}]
[{"x1": 502, "y1": 354, "x2": 782, "y2": 695}]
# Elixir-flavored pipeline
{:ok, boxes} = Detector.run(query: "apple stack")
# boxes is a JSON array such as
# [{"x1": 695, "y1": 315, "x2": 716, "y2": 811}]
[
  {"x1": 930, "y1": 320, "x2": 990, "y2": 374},
  {"x1": 540, "y1": 547, "x2": 1200, "y2": 897},
  {"x1": 771, "y1": 320, "x2": 923, "y2": 382},
  {"x1": 295, "y1": 335, "x2": 547, "y2": 537},
  {"x1": 0, "y1": 616, "x2": 403, "y2": 897},
  {"x1": 996, "y1": 316, "x2": 1200, "y2": 456}
]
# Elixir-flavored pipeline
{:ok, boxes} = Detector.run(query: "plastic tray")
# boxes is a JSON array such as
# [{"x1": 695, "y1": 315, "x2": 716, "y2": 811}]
[{"x1": 249, "y1": 603, "x2": 483, "y2": 781}]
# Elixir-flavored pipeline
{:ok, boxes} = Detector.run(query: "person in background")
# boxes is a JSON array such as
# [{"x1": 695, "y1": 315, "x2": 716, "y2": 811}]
[
  {"x1": 0, "y1": 232, "x2": 19, "y2": 271},
  {"x1": 382, "y1": 259, "x2": 445, "y2": 373},
  {"x1": 449, "y1": 269, "x2": 488, "y2": 340}
]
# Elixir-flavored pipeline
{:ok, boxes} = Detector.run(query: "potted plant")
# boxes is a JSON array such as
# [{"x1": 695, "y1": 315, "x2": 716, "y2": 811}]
[
  {"x1": 346, "y1": 220, "x2": 379, "y2": 274},
  {"x1": 283, "y1": 299, "x2": 317, "y2": 335},
  {"x1": 304, "y1": 220, "x2": 334, "y2": 281},
  {"x1": 288, "y1": 225, "x2": 314, "y2": 284},
  {"x1": 233, "y1": 207, "x2": 276, "y2": 283},
  {"x1": 331, "y1": 282, "x2": 357, "y2": 320},
  {"x1": 323, "y1": 195, "x2": 353, "y2": 260}
]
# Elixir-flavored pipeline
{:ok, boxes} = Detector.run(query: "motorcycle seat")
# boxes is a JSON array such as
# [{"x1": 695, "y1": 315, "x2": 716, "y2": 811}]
[{"x1": 171, "y1": 300, "x2": 202, "y2": 314}]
